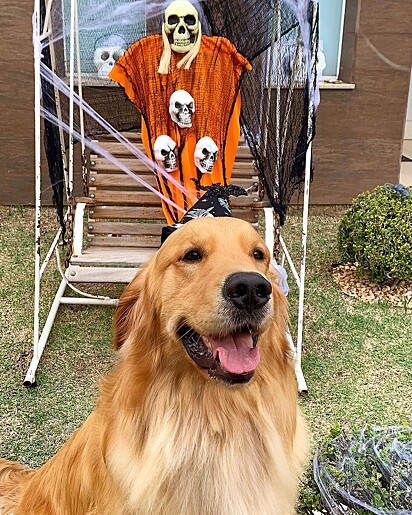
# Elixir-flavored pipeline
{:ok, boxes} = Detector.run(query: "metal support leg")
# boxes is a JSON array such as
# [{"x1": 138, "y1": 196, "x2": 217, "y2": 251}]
[
  {"x1": 264, "y1": 207, "x2": 275, "y2": 257},
  {"x1": 295, "y1": 142, "x2": 313, "y2": 395},
  {"x1": 266, "y1": 206, "x2": 308, "y2": 392},
  {"x1": 32, "y1": 0, "x2": 42, "y2": 387},
  {"x1": 286, "y1": 331, "x2": 308, "y2": 394},
  {"x1": 24, "y1": 276, "x2": 67, "y2": 386}
]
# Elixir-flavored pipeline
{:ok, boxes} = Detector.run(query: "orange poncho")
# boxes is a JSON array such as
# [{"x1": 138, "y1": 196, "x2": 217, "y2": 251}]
[{"x1": 109, "y1": 34, "x2": 251, "y2": 224}]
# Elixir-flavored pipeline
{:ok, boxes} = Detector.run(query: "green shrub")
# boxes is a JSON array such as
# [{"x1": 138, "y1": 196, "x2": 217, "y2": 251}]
[{"x1": 338, "y1": 184, "x2": 412, "y2": 283}]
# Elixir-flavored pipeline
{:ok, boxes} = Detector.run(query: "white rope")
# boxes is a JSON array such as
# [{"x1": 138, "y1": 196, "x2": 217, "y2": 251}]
[
  {"x1": 55, "y1": 248, "x2": 114, "y2": 301},
  {"x1": 39, "y1": 63, "x2": 196, "y2": 203},
  {"x1": 40, "y1": 106, "x2": 186, "y2": 214}
]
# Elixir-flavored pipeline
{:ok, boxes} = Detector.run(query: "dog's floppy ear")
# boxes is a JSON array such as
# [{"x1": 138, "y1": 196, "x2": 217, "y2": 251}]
[{"x1": 113, "y1": 266, "x2": 148, "y2": 350}]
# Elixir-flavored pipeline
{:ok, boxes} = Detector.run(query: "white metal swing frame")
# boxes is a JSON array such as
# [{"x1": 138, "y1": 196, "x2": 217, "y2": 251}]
[{"x1": 27, "y1": 0, "x2": 317, "y2": 394}]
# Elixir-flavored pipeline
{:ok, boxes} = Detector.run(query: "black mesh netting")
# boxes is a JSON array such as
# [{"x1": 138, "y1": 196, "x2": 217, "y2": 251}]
[
  {"x1": 40, "y1": 0, "x2": 66, "y2": 236},
  {"x1": 202, "y1": 0, "x2": 319, "y2": 225}
]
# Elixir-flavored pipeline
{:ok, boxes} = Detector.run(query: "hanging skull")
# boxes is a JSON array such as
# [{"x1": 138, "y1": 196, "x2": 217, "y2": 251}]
[
  {"x1": 169, "y1": 90, "x2": 195, "y2": 128},
  {"x1": 164, "y1": 0, "x2": 200, "y2": 54},
  {"x1": 154, "y1": 135, "x2": 178, "y2": 172},
  {"x1": 194, "y1": 137, "x2": 219, "y2": 174},
  {"x1": 94, "y1": 34, "x2": 127, "y2": 79}
]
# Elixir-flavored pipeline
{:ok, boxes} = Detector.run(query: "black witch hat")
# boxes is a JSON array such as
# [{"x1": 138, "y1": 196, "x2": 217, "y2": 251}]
[{"x1": 161, "y1": 181, "x2": 248, "y2": 244}]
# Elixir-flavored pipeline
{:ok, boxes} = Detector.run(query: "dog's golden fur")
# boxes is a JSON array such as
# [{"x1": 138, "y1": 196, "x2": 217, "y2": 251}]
[{"x1": 0, "y1": 217, "x2": 308, "y2": 514}]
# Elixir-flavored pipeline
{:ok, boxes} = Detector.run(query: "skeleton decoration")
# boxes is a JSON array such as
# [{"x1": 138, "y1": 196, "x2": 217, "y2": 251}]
[
  {"x1": 169, "y1": 90, "x2": 195, "y2": 128},
  {"x1": 194, "y1": 137, "x2": 219, "y2": 174},
  {"x1": 108, "y1": 0, "x2": 252, "y2": 224},
  {"x1": 154, "y1": 135, "x2": 178, "y2": 172},
  {"x1": 94, "y1": 34, "x2": 127, "y2": 80},
  {"x1": 164, "y1": 0, "x2": 200, "y2": 54}
]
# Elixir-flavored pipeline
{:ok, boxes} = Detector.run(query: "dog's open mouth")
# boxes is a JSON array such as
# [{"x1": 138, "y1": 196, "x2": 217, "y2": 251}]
[{"x1": 177, "y1": 325, "x2": 260, "y2": 384}]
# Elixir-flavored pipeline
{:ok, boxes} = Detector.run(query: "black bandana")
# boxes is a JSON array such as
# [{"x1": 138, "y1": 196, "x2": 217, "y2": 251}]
[{"x1": 160, "y1": 182, "x2": 248, "y2": 244}]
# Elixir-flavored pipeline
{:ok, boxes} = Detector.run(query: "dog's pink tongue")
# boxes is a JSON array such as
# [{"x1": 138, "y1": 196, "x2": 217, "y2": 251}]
[{"x1": 209, "y1": 332, "x2": 260, "y2": 374}]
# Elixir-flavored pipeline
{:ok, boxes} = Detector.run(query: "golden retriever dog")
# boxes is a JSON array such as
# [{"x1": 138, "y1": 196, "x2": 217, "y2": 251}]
[{"x1": 0, "y1": 217, "x2": 308, "y2": 514}]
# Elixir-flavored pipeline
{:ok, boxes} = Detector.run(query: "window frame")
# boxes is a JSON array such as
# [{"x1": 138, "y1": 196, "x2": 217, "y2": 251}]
[{"x1": 319, "y1": 0, "x2": 347, "y2": 81}]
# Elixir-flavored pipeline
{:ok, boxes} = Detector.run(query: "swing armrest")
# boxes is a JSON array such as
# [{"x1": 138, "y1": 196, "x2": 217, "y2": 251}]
[
  {"x1": 72, "y1": 202, "x2": 87, "y2": 256},
  {"x1": 75, "y1": 196, "x2": 96, "y2": 205}
]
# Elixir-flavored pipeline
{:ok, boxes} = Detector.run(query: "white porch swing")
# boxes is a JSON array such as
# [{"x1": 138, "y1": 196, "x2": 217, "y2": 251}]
[{"x1": 26, "y1": 0, "x2": 319, "y2": 394}]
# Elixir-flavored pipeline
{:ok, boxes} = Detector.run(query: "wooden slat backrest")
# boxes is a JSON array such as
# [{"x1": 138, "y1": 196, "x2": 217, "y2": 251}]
[{"x1": 86, "y1": 132, "x2": 266, "y2": 249}]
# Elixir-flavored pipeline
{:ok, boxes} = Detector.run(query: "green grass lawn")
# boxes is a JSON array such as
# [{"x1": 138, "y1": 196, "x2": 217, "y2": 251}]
[{"x1": 0, "y1": 206, "x2": 411, "y2": 512}]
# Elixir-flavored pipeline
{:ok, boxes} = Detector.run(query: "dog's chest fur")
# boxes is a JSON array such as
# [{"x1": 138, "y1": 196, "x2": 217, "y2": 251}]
[{"x1": 107, "y1": 379, "x2": 299, "y2": 515}]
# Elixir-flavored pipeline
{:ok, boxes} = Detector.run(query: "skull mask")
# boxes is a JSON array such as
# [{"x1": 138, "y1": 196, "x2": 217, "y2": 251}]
[
  {"x1": 169, "y1": 90, "x2": 195, "y2": 128},
  {"x1": 94, "y1": 34, "x2": 127, "y2": 79},
  {"x1": 194, "y1": 137, "x2": 219, "y2": 174},
  {"x1": 154, "y1": 135, "x2": 178, "y2": 172},
  {"x1": 164, "y1": 0, "x2": 200, "y2": 54}
]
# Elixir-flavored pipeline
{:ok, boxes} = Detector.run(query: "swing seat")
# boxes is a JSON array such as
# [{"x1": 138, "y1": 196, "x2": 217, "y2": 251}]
[
  {"x1": 27, "y1": 134, "x2": 307, "y2": 394},
  {"x1": 68, "y1": 131, "x2": 269, "y2": 285}
]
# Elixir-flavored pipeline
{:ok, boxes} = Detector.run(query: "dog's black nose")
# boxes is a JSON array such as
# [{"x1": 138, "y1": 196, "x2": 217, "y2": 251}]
[{"x1": 223, "y1": 272, "x2": 272, "y2": 312}]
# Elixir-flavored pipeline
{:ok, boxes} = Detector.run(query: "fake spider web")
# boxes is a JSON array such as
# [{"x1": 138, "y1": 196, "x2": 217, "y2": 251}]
[{"x1": 38, "y1": 0, "x2": 319, "y2": 231}]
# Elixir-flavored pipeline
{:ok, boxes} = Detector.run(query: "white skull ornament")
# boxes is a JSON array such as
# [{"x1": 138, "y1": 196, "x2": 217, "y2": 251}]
[
  {"x1": 169, "y1": 90, "x2": 195, "y2": 128},
  {"x1": 154, "y1": 135, "x2": 178, "y2": 172},
  {"x1": 194, "y1": 137, "x2": 219, "y2": 174},
  {"x1": 164, "y1": 0, "x2": 200, "y2": 54},
  {"x1": 94, "y1": 35, "x2": 127, "y2": 79}
]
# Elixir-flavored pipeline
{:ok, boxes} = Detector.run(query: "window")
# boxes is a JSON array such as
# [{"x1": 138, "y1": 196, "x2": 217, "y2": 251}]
[
  {"x1": 318, "y1": 0, "x2": 347, "y2": 80},
  {"x1": 60, "y1": 0, "x2": 350, "y2": 85},
  {"x1": 61, "y1": 0, "x2": 146, "y2": 83},
  {"x1": 263, "y1": 0, "x2": 352, "y2": 87}
]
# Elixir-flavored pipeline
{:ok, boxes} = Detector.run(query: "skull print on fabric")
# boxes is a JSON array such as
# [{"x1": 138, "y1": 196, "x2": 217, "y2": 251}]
[
  {"x1": 160, "y1": 183, "x2": 247, "y2": 244},
  {"x1": 194, "y1": 137, "x2": 219, "y2": 174},
  {"x1": 154, "y1": 135, "x2": 178, "y2": 173},
  {"x1": 94, "y1": 35, "x2": 127, "y2": 80},
  {"x1": 109, "y1": 3, "x2": 252, "y2": 224},
  {"x1": 169, "y1": 90, "x2": 195, "y2": 128},
  {"x1": 164, "y1": 0, "x2": 200, "y2": 54}
]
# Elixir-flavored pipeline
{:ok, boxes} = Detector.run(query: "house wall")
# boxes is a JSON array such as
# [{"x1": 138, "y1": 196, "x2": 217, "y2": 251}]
[
  {"x1": 1, "y1": 0, "x2": 37, "y2": 204},
  {"x1": 407, "y1": 69, "x2": 412, "y2": 122},
  {"x1": 406, "y1": 70, "x2": 412, "y2": 140},
  {"x1": 310, "y1": 0, "x2": 412, "y2": 204},
  {"x1": 405, "y1": 67, "x2": 412, "y2": 139},
  {"x1": 0, "y1": 0, "x2": 411, "y2": 206}
]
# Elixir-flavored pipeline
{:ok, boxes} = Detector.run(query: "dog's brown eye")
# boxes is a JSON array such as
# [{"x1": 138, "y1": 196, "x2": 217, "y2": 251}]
[
  {"x1": 182, "y1": 250, "x2": 202, "y2": 262},
  {"x1": 253, "y1": 249, "x2": 265, "y2": 260}
]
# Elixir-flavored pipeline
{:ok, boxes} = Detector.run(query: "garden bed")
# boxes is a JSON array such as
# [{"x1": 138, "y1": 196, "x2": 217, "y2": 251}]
[{"x1": 332, "y1": 264, "x2": 412, "y2": 310}]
